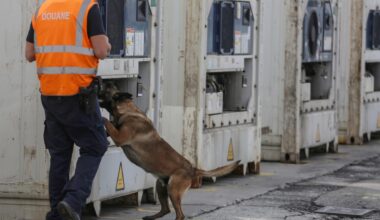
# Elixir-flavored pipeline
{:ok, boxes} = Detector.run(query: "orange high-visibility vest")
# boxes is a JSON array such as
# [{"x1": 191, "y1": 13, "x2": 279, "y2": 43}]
[{"x1": 32, "y1": 0, "x2": 99, "y2": 96}]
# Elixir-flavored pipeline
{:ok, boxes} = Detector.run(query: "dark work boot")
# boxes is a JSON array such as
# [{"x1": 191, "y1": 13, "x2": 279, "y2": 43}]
[{"x1": 57, "y1": 201, "x2": 81, "y2": 220}]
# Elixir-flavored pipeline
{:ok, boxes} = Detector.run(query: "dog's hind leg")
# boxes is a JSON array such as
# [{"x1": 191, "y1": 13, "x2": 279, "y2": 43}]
[
  {"x1": 168, "y1": 170, "x2": 192, "y2": 220},
  {"x1": 142, "y1": 179, "x2": 170, "y2": 220}
]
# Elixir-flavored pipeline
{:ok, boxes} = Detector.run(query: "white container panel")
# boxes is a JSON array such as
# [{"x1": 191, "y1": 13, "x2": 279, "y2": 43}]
[
  {"x1": 301, "y1": 83, "x2": 311, "y2": 102},
  {"x1": 201, "y1": 125, "x2": 258, "y2": 172},
  {"x1": 86, "y1": 148, "x2": 147, "y2": 201},
  {"x1": 160, "y1": 106, "x2": 185, "y2": 154},
  {"x1": 365, "y1": 75, "x2": 375, "y2": 93},
  {"x1": 364, "y1": 102, "x2": 380, "y2": 133},
  {"x1": 201, "y1": 129, "x2": 223, "y2": 171},
  {"x1": 207, "y1": 55, "x2": 246, "y2": 72},
  {"x1": 160, "y1": 0, "x2": 187, "y2": 154},
  {"x1": 301, "y1": 111, "x2": 337, "y2": 148},
  {"x1": 70, "y1": 145, "x2": 155, "y2": 216},
  {"x1": 365, "y1": 51, "x2": 380, "y2": 63},
  {"x1": 206, "y1": 92, "x2": 223, "y2": 115}
]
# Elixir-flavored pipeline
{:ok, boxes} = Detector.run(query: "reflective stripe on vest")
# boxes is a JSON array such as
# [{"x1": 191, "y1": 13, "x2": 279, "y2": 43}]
[
  {"x1": 37, "y1": 67, "x2": 97, "y2": 75},
  {"x1": 35, "y1": 45, "x2": 94, "y2": 56},
  {"x1": 76, "y1": 0, "x2": 92, "y2": 46}
]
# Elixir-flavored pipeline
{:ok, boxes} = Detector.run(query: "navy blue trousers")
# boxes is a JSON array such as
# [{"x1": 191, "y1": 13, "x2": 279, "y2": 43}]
[{"x1": 42, "y1": 95, "x2": 108, "y2": 220}]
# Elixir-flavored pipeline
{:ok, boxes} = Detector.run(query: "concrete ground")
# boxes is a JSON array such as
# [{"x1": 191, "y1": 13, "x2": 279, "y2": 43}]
[{"x1": 83, "y1": 141, "x2": 380, "y2": 220}]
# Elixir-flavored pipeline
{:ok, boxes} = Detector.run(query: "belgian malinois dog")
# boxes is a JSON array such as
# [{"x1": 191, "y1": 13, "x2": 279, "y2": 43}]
[{"x1": 99, "y1": 82, "x2": 240, "y2": 220}]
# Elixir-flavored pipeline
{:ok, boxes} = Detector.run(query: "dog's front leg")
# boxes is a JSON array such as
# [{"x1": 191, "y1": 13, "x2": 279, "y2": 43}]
[{"x1": 103, "y1": 118, "x2": 125, "y2": 146}]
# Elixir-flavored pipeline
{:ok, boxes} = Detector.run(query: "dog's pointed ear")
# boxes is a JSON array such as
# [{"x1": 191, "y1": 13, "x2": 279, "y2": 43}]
[{"x1": 112, "y1": 92, "x2": 134, "y2": 102}]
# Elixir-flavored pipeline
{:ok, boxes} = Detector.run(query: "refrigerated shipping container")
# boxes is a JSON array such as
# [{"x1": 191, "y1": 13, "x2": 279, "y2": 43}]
[
  {"x1": 260, "y1": 0, "x2": 339, "y2": 162},
  {"x1": 337, "y1": 0, "x2": 380, "y2": 144},
  {"x1": 160, "y1": 0, "x2": 262, "y2": 185}
]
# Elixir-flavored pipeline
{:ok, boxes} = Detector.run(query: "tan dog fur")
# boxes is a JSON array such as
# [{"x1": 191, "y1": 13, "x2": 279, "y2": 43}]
[{"x1": 103, "y1": 94, "x2": 240, "y2": 220}]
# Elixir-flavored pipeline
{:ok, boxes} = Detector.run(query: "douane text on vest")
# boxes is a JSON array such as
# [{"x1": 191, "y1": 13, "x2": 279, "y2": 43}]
[{"x1": 41, "y1": 12, "x2": 70, "y2": 21}]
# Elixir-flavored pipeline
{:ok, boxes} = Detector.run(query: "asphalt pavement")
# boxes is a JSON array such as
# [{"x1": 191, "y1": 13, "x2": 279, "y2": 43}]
[{"x1": 83, "y1": 141, "x2": 380, "y2": 220}]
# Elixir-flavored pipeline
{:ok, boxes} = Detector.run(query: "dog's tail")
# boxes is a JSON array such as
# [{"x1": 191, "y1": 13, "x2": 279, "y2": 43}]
[{"x1": 195, "y1": 160, "x2": 240, "y2": 178}]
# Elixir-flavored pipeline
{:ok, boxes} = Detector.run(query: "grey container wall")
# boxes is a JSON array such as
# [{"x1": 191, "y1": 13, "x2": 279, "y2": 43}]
[
  {"x1": 337, "y1": 0, "x2": 380, "y2": 144},
  {"x1": 0, "y1": 1, "x2": 50, "y2": 219},
  {"x1": 259, "y1": 0, "x2": 286, "y2": 152},
  {"x1": 260, "y1": 0, "x2": 339, "y2": 163}
]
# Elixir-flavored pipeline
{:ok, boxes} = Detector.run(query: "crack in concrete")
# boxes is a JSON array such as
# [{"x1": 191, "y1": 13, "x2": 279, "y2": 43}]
[{"x1": 283, "y1": 212, "x2": 305, "y2": 220}]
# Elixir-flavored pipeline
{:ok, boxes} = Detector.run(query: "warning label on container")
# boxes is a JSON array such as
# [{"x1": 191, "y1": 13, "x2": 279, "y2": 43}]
[
  {"x1": 125, "y1": 28, "x2": 135, "y2": 57},
  {"x1": 116, "y1": 163, "x2": 125, "y2": 191},
  {"x1": 134, "y1": 31, "x2": 145, "y2": 56},
  {"x1": 125, "y1": 28, "x2": 145, "y2": 56},
  {"x1": 227, "y1": 138, "x2": 234, "y2": 161}
]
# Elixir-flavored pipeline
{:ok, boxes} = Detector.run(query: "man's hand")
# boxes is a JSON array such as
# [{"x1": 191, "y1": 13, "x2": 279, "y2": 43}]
[
  {"x1": 91, "y1": 35, "x2": 112, "y2": 59},
  {"x1": 25, "y1": 42, "x2": 35, "y2": 62}
]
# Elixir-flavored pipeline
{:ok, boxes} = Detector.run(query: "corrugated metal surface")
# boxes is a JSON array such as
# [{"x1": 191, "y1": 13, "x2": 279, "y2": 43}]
[
  {"x1": 160, "y1": 0, "x2": 187, "y2": 154},
  {"x1": 260, "y1": 0, "x2": 300, "y2": 160},
  {"x1": 336, "y1": 1, "x2": 352, "y2": 134},
  {"x1": 0, "y1": 0, "x2": 48, "y2": 197},
  {"x1": 0, "y1": 1, "x2": 48, "y2": 219},
  {"x1": 259, "y1": 0, "x2": 286, "y2": 136}
]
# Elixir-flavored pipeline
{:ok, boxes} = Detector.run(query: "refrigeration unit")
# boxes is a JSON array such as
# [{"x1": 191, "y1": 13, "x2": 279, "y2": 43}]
[
  {"x1": 204, "y1": 0, "x2": 261, "y2": 176},
  {"x1": 161, "y1": 0, "x2": 261, "y2": 186},
  {"x1": 202, "y1": 0, "x2": 261, "y2": 181},
  {"x1": 70, "y1": 0, "x2": 158, "y2": 216},
  {"x1": 261, "y1": 0, "x2": 338, "y2": 162},
  {"x1": 299, "y1": 0, "x2": 338, "y2": 158}
]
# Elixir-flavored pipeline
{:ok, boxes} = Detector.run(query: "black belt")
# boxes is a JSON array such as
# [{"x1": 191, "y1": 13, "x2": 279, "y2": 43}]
[{"x1": 42, "y1": 94, "x2": 79, "y2": 101}]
